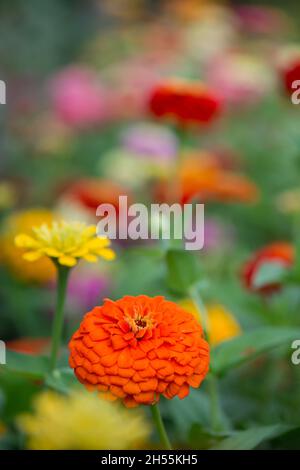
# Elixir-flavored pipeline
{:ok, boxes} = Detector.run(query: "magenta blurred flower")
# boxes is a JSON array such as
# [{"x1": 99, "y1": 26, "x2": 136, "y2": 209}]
[
  {"x1": 203, "y1": 218, "x2": 236, "y2": 253},
  {"x1": 67, "y1": 269, "x2": 110, "y2": 311},
  {"x1": 184, "y1": 217, "x2": 235, "y2": 252},
  {"x1": 203, "y1": 218, "x2": 233, "y2": 251},
  {"x1": 49, "y1": 266, "x2": 110, "y2": 314},
  {"x1": 234, "y1": 5, "x2": 288, "y2": 36},
  {"x1": 121, "y1": 123, "x2": 177, "y2": 162},
  {"x1": 49, "y1": 66, "x2": 107, "y2": 128}
]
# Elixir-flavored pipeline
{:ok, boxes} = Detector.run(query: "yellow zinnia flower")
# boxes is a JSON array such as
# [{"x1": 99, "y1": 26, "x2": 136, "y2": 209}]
[
  {"x1": 179, "y1": 299, "x2": 241, "y2": 346},
  {"x1": 18, "y1": 391, "x2": 150, "y2": 450},
  {"x1": 1, "y1": 208, "x2": 56, "y2": 283},
  {"x1": 15, "y1": 220, "x2": 115, "y2": 268}
]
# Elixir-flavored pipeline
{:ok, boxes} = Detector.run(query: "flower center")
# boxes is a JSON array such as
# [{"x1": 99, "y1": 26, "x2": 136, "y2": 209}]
[
  {"x1": 134, "y1": 318, "x2": 147, "y2": 329},
  {"x1": 125, "y1": 312, "x2": 153, "y2": 334}
]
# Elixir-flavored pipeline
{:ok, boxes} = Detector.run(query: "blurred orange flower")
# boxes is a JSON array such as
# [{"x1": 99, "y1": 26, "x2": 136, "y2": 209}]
[
  {"x1": 164, "y1": 0, "x2": 209, "y2": 22},
  {"x1": 69, "y1": 295, "x2": 209, "y2": 407},
  {"x1": 2, "y1": 209, "x2": 56, "y2": 284},
  {"x1": 155, "y1": 154, "x2": 259, "y2": 204},
  {"x1": 149, "y1": 79, "x2": 221, "y2": 126},
  {"x1": 242, "y1": 242, "x2": 294, "y2": 294}
]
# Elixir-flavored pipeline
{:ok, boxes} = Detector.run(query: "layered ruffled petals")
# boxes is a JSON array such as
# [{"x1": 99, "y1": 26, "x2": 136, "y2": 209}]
[{"x1": 69, "y1": 295, "x2": 209, "y2": 407}]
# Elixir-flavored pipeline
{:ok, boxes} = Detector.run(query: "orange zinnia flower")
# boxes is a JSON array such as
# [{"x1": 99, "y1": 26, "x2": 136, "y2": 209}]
[
  {"x1": 149, "y1": 79, "x2": 221, "y2": 126},
  {"x1": 69, "y1": 295, "x2": 209, "y2": 407},
  {"x1": 242, "y1": 242, "x2": 294, "y2": 294}
]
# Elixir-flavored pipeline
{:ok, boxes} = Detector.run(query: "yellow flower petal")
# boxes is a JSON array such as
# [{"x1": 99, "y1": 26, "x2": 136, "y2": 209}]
[
  {"x1": 58, "y1": 255, "x2": 77, "y2": 267},
  {"x1": 15, "y1": 234, "x2": 39, "y2": 249},
  {"x1": 86, "y1": 237, "x2": 110, "y2": 250},
  {"x1": 23, "y1": 251, "x2": 43, "y2": 262},
  {"x1": 97, "y1": 235, "x2": 111, "y2": 245},
  {"x1": 83, "y1": 254, "x2": 98, "y2": 263},
  {"x1": 82, "y1": 225, "x2": 97, "y2": 237},
  {"x1": 98, "y1": 248, "x2": 116, "y2": 261},
  {"x1": 43, "y1": 248, "x2": 61, "y2": 257},
  {"x1": 71, "y1": 248, "x2": 88, "y2": 257}
]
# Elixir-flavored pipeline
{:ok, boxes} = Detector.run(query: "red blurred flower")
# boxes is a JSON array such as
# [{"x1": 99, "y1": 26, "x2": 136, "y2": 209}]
[
  {"x1": 149, "y1": 79, "x2": 222, "y2": 126},
  {"x1": 282, "y1": 59, "x2": 300, "y2": 95},
  {"x1": 59, "y1": 179, "x2": 132, "y2": 215},
  {"x1": 7, "y1": 338, "x2": 50, "y2": 355},
  {"x1": 242, "y1": 242, "x2": 294, "y2": 294}
]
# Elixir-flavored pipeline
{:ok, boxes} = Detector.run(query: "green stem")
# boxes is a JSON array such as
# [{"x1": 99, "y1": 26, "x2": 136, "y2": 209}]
[
  {"x1": 49, "y1": 265, "x2": 70, "y2": 372},
  {"x1": 151, "y1": 403, "x2": 172, "y2": 450},
  {"x1": 207, "y1": 374, "x2": 224, "y2": 433}
]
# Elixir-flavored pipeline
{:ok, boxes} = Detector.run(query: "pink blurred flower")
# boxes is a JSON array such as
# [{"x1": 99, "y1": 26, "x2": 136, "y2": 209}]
[
  {"x1": 106, "y1": 60, "x2": 162, "y2": 120},
  {"x1": 49, "y1": 66, "x2": 108, "y2": 128},
  {"x1": 121, "y1": 123, "x2": 177, "y2": 162},
  {"x1": 206, "y1": 53, "x2": 275, "y2": 106},
  {"x1": 204, "y1": 218, "x2": 234, "y2": 251}
]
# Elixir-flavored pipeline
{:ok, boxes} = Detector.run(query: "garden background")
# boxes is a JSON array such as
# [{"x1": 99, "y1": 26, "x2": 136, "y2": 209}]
[{"x1": 1, "y1": 0, "x2": 300, "y2": 450}]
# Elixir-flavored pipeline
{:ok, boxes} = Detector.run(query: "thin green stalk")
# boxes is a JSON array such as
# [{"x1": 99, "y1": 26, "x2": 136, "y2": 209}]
[
  {"x1": 166, "y1": 123, "x2": 188, "y2": 204},
  {"x1": 188, "y1": 285, "x2": 225, "y2": 433},
  {"x1": 293, "y1": 211, "x2": 300, "y2": 274},
  {"x1": 174, "y1": 124, "x2": 188, "y2": 168},
  {"x1": 189, "y1": 285, "x2": 209, "y2": 340},
  {"x1": 151, "y1": 403, "x2": 172, "y2": 450},
  {"x1": 49, "y1": 265, "x2": 70, "y2": 372}
]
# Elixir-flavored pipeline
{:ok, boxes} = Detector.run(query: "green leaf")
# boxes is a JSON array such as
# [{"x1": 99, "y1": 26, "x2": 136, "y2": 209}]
[
  {"x1": 253, "y1": 261, "x2": 288, "y2": 289},
  {"x1": 210, "y1": 424, "x2": 294, "y2": 450},
  {"x1": 3, "y1": 351, "x2": 49, "y2": 379},
  {"x1": 166, "y1": 249, "x2": 201, "y2": 294},
  {"x1": 211, "y1": 326, "x2": 300, "y2": 376},
  {"x1": 114, "y1": 249, "x2": 166, "y2": 297},
  {"x1": 45, "y1": 368, "x2": 78, "y2": 394},
  {"x1": 189, "y1": 424, "x2": 228, "y2": 449},
  {"x1": 162, "y1": 389, "x2": 212, "y2": 437}
]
